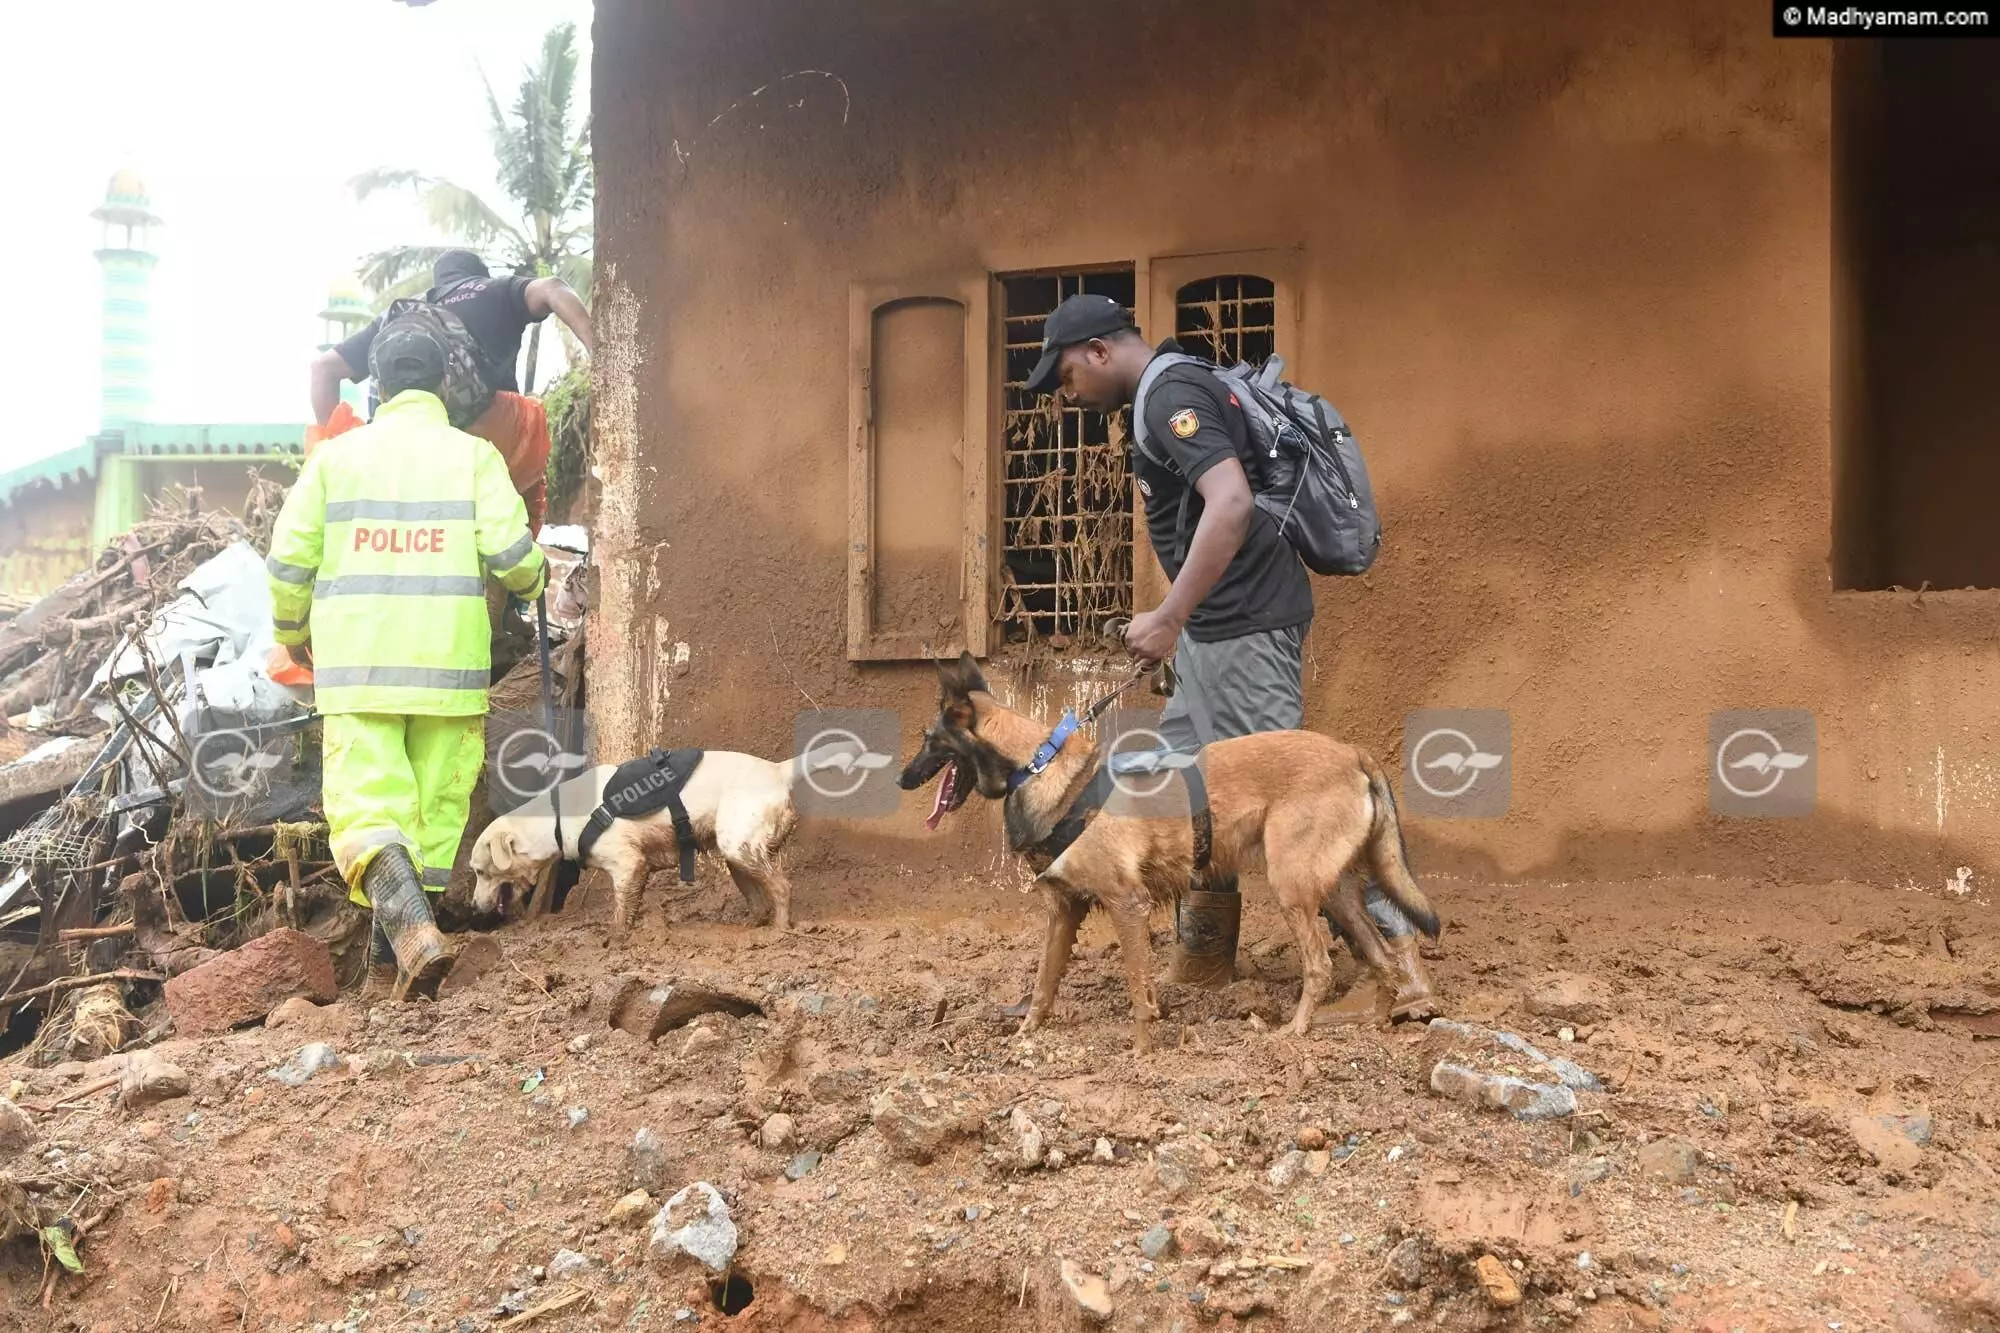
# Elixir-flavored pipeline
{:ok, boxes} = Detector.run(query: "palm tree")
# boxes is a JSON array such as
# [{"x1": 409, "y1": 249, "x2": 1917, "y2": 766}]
[{"x1": 349, "y1": 22, "x2": 593, "y2": 395}]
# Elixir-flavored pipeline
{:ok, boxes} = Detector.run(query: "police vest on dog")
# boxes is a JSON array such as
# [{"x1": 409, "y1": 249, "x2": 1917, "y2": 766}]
[{"x1": 575, "y1": 748, "x2": 707, "y2": 882}]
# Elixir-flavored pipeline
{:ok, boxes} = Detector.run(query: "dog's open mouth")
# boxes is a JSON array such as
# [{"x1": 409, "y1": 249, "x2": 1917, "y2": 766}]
[{"x1": 925, "y1": 761, "x2": 958, "y2": 830}]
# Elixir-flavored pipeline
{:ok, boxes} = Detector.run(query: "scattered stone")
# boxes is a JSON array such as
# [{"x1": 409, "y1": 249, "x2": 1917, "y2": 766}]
[
  {"x1": 566, "y1": 1033, "x2": 594, "y2": 1054},
  {"x1": 649, "y1": 1182, "x2": 738, "y2": 1273},
  {"x1": 119, "y1": 1053, "x2": 191, "y2": 1111},
  {"x1": 1046, "y1": 1147, "x2": 1068, "y2": 1170},
  {"x1": 869, "y1": 1082, "x2": 973, "y2": 1164},
  {"x1": 965, "y1": 1205, "x2": 984, "y2": 1222},
  {"x1": 1060, "y1": 1259, "x2": 1114, "y2": 1322},
  {"x1": 1141, "y1": 1224, "x2": 1177, "y2": 1261},
  {"x1": 1180, "y1": 1218, "x2": 1228, "y2": 1257},
  {"x1": 1637, "y1": 1140, "x2": 1699, "y2": 1185},
  {"x1": 1304, "y1": 1150, "x2": 1332, "y2": 1177},
  {"x1": 1475, "y1": 1254, "x2": 1522, "y2": 1307},
  {"x1": 549, "y1": 1249, "x2": 591, "y2": 1281},
  {"x1": 1147, "y1": 1139, "x2": 1215, "y2": 1199},
  {"x1": 1093, "y1": 1137, "x2": 1115, "y2": 1163},
  {"x1": 566, "y1": 1106, "x2": 590, "y2": 1130},
  {"x1": 821, "y1": 1242, "x2": 848, "y2": 1266},
  {"x1": 1011, "y1": 1106, "x2": 1045, "y2": 1168},
  {"x1": 164, "y1": 928, "x2": 337, "y2": 1036},
  {"x1": 627, "y1": 1128, "x2": 669, "y2": 1192},
  {"x1": 606, "y1": 1190, "x2": 654, "y2": 1229},
  {"x1": 1525, "y1": 973, "x2": 1615, "y2": 1027},
  {"x1": 268, "y1": 1044, "x2": 341, "y2": 1089},
  {"x1": 0, "y1": 1097, "x2": 36, "y2": 1158},
  {"x1": 1427, "y1": 1018, "x2": 1602, "y2": 1091},
  {"x1": 785, "y1": 1151, "x2": 822, "y2": 1181},
  {"x1": 264, "y1": 996, "x2": 324, "y2": 1031},
  {"x1": 1848, "y1": 1113, "x2": 1928, "y2": 1175},
  {"x1": 1569, "y1": 1157, "x2": 1614, "y2": 1194},
  {"x1": 1266, "y1": 1150, "x2": 1308, "y2": 1190},
  {"x1": 1386, "y1": 1238, "x2": 1423, "y2": 1290},
  {"x1": 1297, "y1": 1127, "x2": 1328, "y2": 1151},
  {"x1": 680, "y1": 1027, "x2": 722, "y2": 1059},
  {"x1": 1429, "y1": 1063, "x2": 1577, "y2": 1120},
  {"x1": 793, "y1": 991, "x2": 833, "y2": 1016},
  {"x1": 759, "y1": 1113, "x2": 796, "y2": 1151}
]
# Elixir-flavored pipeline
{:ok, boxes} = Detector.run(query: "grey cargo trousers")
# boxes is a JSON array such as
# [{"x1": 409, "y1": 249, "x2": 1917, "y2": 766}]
[{"x1": 1157, "y1": 622, "x2": 1417, "y2": 942}]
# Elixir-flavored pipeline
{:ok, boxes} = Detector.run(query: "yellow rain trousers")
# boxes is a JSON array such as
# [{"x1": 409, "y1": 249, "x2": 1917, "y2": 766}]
[{"x1": 265, "y1": 389, "x2": 547, "y2": 905}]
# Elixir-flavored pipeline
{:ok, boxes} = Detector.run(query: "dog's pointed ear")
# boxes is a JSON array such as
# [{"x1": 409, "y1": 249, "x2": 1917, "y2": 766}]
[{"x1": 937, "y1": 651, "x2": 989, "y2": 701}]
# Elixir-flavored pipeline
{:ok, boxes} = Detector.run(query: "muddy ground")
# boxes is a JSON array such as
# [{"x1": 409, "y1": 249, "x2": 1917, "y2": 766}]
[{"x1": 3, "y1": 843, "x2": 1997, "y2": 1333}]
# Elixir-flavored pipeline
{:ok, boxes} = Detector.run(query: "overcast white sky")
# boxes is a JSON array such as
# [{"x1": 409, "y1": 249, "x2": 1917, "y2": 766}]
[{"x1": 0, "y1": 0, "x2": 596, "y2": 473}]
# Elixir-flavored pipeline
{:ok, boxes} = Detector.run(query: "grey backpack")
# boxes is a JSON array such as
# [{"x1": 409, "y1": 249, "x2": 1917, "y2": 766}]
[{"x1": 1131, "y1": 353, "x2": 1382, "y2": 577}]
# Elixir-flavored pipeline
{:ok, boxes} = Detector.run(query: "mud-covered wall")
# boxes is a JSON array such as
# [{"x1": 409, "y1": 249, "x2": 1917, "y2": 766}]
[{"x1": 591, "y1": 0, "x2": 2000, "y2": 889}]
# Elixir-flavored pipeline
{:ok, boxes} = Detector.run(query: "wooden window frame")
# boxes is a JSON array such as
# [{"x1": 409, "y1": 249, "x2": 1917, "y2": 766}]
[{"x1": 845, "y1": 274, "x2": 993, "y2": 662}]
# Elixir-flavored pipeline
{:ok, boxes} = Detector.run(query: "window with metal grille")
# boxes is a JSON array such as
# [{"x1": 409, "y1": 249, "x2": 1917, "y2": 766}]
[
  {"x1": 1174, "y1": 275, "x2": 1277, "y2": 368},
  {"x1": 998, "y1": 269, "x2": 1135, "y2": 645}
]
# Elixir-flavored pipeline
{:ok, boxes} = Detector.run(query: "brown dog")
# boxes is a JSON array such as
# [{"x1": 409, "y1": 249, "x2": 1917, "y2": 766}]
[{"x1": 899, "y1": 653, "x2": 1440, "y2": 1053}]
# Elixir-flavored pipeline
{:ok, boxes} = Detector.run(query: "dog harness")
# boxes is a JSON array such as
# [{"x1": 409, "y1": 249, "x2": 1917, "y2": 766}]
[
  {"x1": 565, "y1": 747, "x2": 707, "y2": 883},
  {"x1": 1010, "y1": 721, "x2": 1217, "y2": 879}
]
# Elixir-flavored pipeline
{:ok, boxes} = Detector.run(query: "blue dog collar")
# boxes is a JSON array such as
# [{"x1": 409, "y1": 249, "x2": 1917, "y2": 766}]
[{"x1": 1007, "y1": 710, "x2": 1079, "y2": 792}]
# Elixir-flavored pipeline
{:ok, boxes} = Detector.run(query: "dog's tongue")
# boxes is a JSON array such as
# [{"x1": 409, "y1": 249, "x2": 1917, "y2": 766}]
[{"x1": 925, "y1": 762, "x2": 956, "y2": 830}]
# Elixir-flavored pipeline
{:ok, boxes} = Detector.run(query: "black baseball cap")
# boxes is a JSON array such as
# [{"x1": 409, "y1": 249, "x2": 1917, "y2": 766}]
[
  {"x1": 370, "y1": 326, "x2": 448, "y2": 398},
  {"x1": 1024, "y1": 293, "x2": 1137, "y2": 394}
]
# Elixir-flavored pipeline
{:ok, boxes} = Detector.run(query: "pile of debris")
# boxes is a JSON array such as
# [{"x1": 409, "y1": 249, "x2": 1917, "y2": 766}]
[{"x1": 0, "y1": 483, "x2": 589, "y2": 1072}]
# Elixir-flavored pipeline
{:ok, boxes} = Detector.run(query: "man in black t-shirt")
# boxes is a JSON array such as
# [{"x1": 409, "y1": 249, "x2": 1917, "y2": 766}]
[
  {"x1": 311, "y1": 250, "x2": 594, "y2": 423},
  {"x1": 1023, "y1": 294, "x2": 1437, "y2": 1022}
]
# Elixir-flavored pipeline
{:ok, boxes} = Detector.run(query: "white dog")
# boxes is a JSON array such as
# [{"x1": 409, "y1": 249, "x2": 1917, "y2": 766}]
[{"x1": 469, "y1": 746, "x2": 860, "y2": 939}]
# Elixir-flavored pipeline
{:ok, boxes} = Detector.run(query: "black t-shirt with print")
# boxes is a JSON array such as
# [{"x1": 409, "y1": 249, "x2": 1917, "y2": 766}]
[
  {"x1": 1133, "y1": 341, "x2": 1315, "y2": 643},
  {"x1": 335, "y1": 274, "x2": 544, "y2": 394}
]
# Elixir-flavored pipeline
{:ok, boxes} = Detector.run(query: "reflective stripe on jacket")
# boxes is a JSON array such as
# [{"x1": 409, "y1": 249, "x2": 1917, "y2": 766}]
[{"x1": 266, "y1": 389, "x2": 547, "y2": 716}]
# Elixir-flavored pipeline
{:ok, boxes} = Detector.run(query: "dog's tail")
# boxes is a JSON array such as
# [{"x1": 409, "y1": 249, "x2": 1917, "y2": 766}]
[{"x1": 1359, "y1": 750, "x2": 1441, "y2": 939}]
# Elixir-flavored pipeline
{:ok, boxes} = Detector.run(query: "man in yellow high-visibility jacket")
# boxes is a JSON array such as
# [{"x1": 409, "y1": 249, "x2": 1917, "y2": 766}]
[{"x1": 267, "y1": 326, "x2": 548, "y2": 1001}]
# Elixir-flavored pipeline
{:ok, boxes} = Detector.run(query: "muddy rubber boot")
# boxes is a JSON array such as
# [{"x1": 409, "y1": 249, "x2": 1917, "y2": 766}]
[
  {"x1": 1312, "y1": 905, "x2": 1393, "y2": 1028},
  {"x1": 1164, "y1": 889, "x2": 1240, "y2": 989},
  {"x1": 364, "y1": 846, "x2": 454, "y2": 1003},
  {"x1": 1384, "y1": 933, "x2": 1440, "y2": 1023},
  {"x1": 359, "y1": 919, "x2": 398, "y2": 1003}
]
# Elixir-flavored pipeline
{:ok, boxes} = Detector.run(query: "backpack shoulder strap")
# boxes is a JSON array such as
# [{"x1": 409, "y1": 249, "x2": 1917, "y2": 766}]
[{"x1": 1129, "y1": 352, "x2": 1203, "y2": 472}]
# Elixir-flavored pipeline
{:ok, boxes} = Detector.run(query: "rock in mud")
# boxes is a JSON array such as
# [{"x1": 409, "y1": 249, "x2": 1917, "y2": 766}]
[
  {"x1": 1427, "y1": 1018, "x2": 1603, "y2": 1091},
  {"x1": 1147, "y1": 1139, "x2": 1217, "y2": 1199},
  {"x1": 759, "y1": 1112, "x2": 796, "y2": 1150},
  {"x1": 1140, "y1": 1224, "x2": 1177, "y2": 1261},
  {"x1": 268, "y1": 1043, "x2": 342, "y2": 1088},
  {"x1": 164, "y1": 927, "x2": 337, "y2": 1036},
  {"x1": 869, "y1": 1081, "x2": 971, "y2": 1164},
  {"x1": 1266, "y1": 1150, "x2": 1309, "y2": 1190},
  {"x1": 1429, "y1": 1062, "x2": 1577, "y2": 1120},
  {"x1": 1525, "y1": 973, "x2": 1615, "y2": 1027},
  {"x1": 1011, "y1": 1106, "x2": 1045, "y2": 1168},
  {"x1": 1475, "y1": 1254, "x2": 1522, "y2": 1307},
  {"x1": 119, "y1": 1053, "x2": 191, "y2": 1111},
  {"x1": 606, "y1": 1190, "x2": 653, "y2": 1228},
  {"x1": 627, "y1": 1127, "x2": 668, "y2": 1192},
  {"x1": 599, "y1": 975, "x2": 765, "y2": 1043},
  {"x1": 548, "y1": 1248, "x2": 592, "y2": 1280},
  {"x1": 1637, "y1": 1140, "x2": 1700, "y2": 1185},
  {"x1": 649, "y1": 1182, "x2": 738, "y2": 1273},
  {"x1": 1060, "y1": 1259, "x2": 1114, "y2": 1322},
  {"x1": 785, "y1": 1151, "x2": 822, "y2": 1180},
  {"x1": 0, "y1": 1098, "x2": 35, "y2": 1159},
  {"x1": 1386, "y1": 1237, "x2": 1424, "y2": 1290},
  {"x1": 1848, "y1": 1112, "x2": 1929, "y2": 1175}
]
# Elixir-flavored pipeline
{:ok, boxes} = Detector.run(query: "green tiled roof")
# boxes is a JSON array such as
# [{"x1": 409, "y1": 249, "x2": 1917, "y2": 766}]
[{"x1": 0, "y1": 423, "x2": 307, "y2": 508}]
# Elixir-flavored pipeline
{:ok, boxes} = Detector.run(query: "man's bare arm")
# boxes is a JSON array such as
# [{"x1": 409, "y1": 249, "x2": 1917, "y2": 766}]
[
  {"x1": 524, "y1": 277, "x2": 594, "y2": 357},
  {"x1": 309, "y1": 349, "x2": 353, "y2": 426}
]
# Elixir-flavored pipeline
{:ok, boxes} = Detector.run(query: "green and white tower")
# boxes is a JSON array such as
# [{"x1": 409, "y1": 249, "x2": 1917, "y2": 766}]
[{"x1": 91, "y1": 167, "x2": 161, "y2": 429}]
